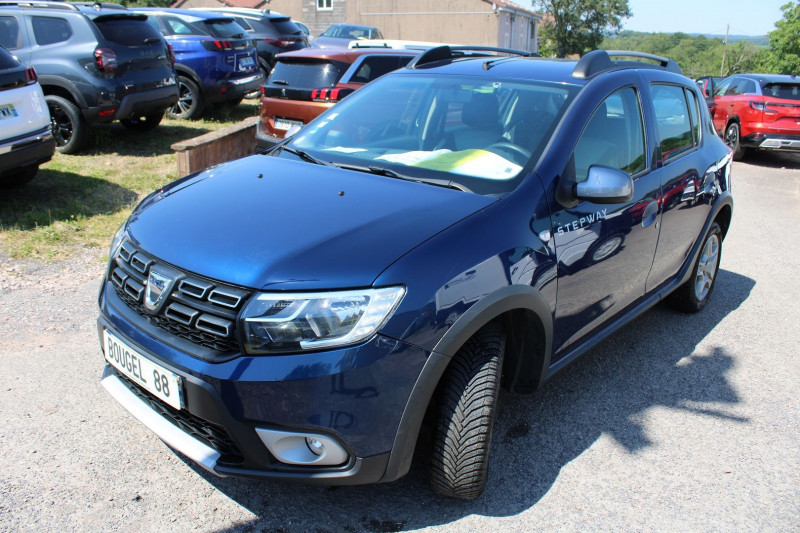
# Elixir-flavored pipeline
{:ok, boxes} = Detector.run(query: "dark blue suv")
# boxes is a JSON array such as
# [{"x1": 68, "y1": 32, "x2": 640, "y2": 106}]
[
  {"x1": 133, "y1": 8, "x2": 264, "y2": 119},
  {"x1": 98, "y1": 48, "x2": 733, "y2": 500}
]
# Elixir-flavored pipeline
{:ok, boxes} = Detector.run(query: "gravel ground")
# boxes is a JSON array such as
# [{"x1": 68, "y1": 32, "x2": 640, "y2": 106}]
[{"x1": 0, "y1": 153, "x2": 798, "y2": 532}]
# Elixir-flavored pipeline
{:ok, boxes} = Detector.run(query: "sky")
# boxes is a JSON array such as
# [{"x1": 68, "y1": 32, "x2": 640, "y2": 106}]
[{"x1": 620, "y1": 0, "x2": 790, "y2": 36}]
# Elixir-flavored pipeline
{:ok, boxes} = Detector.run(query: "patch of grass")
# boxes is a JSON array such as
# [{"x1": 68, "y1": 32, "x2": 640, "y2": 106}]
[{"x1": 0, "y1": 102, "x2": 259, "y2": 261}]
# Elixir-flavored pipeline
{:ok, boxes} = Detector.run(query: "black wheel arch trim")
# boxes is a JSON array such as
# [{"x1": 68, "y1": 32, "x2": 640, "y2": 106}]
[
  {"x1": 39, "y1": 77, "x2": 88, "y2": 111},
  {"x1": 379, "y1": 284, "x2": 553, "y2": 482},
  {"x1": 173, "y1": 66, "x2": 204, "y2": 94}
]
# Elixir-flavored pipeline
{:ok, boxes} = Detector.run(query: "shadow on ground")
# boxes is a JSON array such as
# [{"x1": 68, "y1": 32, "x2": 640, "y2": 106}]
[
  {"x1": 0, "y1": 169, "x2": 136, "y2": 230},
  {"x1": 178, "y1": 269, "x2": 754, "y2": 533},
  {"x1": 82, "y1": 103, "x2": 260, "y2": 157},
  {"x1": 739, "y1": 149, "x2": 800, "y2": 169}
]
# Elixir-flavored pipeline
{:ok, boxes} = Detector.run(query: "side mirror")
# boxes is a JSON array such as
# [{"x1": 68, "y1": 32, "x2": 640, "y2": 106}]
[{"x1": 575, "y1": 165, "x2": 634, "y2": 204}]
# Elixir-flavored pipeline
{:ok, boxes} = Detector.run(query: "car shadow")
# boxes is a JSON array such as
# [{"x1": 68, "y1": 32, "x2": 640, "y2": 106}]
[
  {"x1": 85, "y1": 123, "x2": 216, "y2": 157},
  {"x1": 0, "y1": 168, "x2": 137, "y2": 230},
  {"x1": 82, "y1": 103, "x2": 260, "y2": 157},
  {"x1": 178, "y1": 268, "x2": 755, "y2": 532},
  {"x1": 739, "y1": 150, "x2": 800, "y2": 169}
]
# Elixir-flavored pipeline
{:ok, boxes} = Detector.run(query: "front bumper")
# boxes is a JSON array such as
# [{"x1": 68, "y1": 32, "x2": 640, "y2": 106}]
[{"x1": 98, "y1": 281, "x2": 429, "y2": 483}]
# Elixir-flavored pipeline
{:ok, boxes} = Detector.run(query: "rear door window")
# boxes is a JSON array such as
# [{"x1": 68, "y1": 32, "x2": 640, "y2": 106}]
[
  {"x1": 0, "y1": 15, "x2": 22, "y2": 50},
  {"x1": 93, "y1": 16, "x2": 164, "y2": 46},
  {"x1": 31, "y1": 16, "x2": 72, "y2": 46},
  {"x1": 651, "y1": 84, "x2": 694, "y2": 163}
]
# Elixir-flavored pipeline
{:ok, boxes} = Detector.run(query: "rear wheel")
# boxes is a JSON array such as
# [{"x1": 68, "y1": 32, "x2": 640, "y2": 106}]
[
  {"x1": 668, "y1": 222, "x2": 722, "y2": 313},
  {"x1": 167, "y1": 76, "x2": 204, "y2": 120},
  {"x1": 46, "y1": 95, "x2": 89, "y2": 154},
  {"x1": 429, "y1": 324, "x2": 505, "y2": 500},
  {"x1": 724, "y1": 121, "x2": 746, "y2": 160},
  {"x1": 120, "y1": 111, "x2": 164, "y2": 131}
]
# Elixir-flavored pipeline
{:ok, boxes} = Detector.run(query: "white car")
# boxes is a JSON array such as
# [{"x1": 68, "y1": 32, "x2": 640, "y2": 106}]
[{"x1": 0, "y1": 46, "x2": 54, "y2": 188}]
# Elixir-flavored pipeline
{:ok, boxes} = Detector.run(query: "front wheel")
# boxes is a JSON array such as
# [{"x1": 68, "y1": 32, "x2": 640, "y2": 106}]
[
  {"x1": 429, "y1": 325, "x2": 506, "y2": 500},
  {"x1": 167, "y1": 76, "x2": 204, "y2": 120},
  {"x1": 46, "y1": 95, "x2": 89, "y2": 154},
  {"x1": 724, "y1": 122, "x2": 746, "y2": 161},
  {"x1": 668, "y1": 222, "x2": 722, "y2": 313}
]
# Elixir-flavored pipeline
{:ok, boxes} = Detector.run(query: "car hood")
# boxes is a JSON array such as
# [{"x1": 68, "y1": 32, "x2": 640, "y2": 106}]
[{"x1": 127, "y1": 155, "x2": 495, "y2": 290}]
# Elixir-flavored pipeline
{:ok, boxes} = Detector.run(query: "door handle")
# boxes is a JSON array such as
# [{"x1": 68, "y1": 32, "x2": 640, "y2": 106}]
[{"x1": 641, "y1": 201, "x2": 659, "y2": 228}]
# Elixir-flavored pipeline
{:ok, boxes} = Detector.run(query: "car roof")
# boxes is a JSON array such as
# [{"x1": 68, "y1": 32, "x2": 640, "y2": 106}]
[
  {"x1": 399, "y1": 47, "x2": 684, "y2": 86},
  {"x1": 276, "y1": 47, "x2": 420, "y2": 63},
  {"x1": 191, "y1": 7, "x2": 291, "y2": 21},
  {"x1": 733, "y1": 73, "x2": 800, "y2": 85},
  {"x1": 326, "y1": 23, "x2": 378, "y2": 30},
  {"x1": 133, "y1": 7, "x2": 234, "y2": 21},
  {"x1": 0, "y1": 1, "x2": 133, "y2": 17}
]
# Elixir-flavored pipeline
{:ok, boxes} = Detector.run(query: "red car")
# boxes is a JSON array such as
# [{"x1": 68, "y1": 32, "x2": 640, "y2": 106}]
[
  {"x1": 256, "y1": 47, "x2": 419, "y2": 148},
  {"x1": 711, "y1": 74, "x2": 800, "y2": 159}
]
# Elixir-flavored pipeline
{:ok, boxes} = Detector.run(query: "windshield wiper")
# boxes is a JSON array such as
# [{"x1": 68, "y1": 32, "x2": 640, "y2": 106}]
[
  {"x1": 279, "y1": 146, "x2": 330, "y2": 166},
  {"x1": 271, "y1": 80, "x2": 289, "y2": 86},
  {"x1": 143, "y1": 37, "x2": 162, "y2": 45},
  {"x1": 336, "y1": 163, "x2": 471, "y2": 192}
]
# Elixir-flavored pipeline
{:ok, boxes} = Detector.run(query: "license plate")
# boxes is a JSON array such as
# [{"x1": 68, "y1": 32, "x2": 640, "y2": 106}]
[
  {"x1": 0, "y1": 104, "x2": 17, "y2": 120},
  {"x1": 103, "y1": 329, "x2": 183, "y2": 410},
  {"x1": 274, "y1": 118, "x2": 303, "y2": 131},
  {"x1": 239, "y1": 56, "x2": 255, "y2": 70}
]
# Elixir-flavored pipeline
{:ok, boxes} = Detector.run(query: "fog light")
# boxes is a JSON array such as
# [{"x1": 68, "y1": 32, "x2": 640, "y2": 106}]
[
  {"x1": 255, "y1": 428, "x2": 349, "y2": 466},
  {"x1": 306, "y1": 437, "x2": 324, "y2": 456}
]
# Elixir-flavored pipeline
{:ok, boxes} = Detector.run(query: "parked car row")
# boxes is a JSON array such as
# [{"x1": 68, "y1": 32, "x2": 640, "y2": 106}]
[{"x1": 697, "y1": 72, "x2": 800, "y2": 160}]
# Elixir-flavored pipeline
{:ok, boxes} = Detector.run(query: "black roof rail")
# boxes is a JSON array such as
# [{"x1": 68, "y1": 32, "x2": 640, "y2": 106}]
[
  {"x1": 408, "y1": 45, "x2": 536, "y2": 69},
  {"x1": 572, "y1": 49, "x2": 682, "y2": 79}
]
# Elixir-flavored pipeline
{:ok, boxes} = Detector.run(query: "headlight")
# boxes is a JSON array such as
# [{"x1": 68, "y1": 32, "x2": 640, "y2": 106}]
[
  {"x1": 241, "y1": 286, "x2": 405, "y2": 354},
  {"x1": 108, "y1": 222, "x2": 126, "y2": 260}
]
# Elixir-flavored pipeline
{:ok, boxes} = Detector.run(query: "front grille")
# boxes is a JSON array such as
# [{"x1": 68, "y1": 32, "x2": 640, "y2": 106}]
[
  {"x1": 110, "y1": 240, "x2": 251, "y2": 354},
  {"x1": 115, "y1": 370, "x2": 244, "y2": 464}
]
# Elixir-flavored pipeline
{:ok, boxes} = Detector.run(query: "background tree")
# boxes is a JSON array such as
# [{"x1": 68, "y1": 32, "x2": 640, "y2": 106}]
[
  {"x1": 759, "y1": 1, "x2": 800, "y2": 74},
  {"x1": 536, "y1": 0, "x2": 631, "y2": 58}
]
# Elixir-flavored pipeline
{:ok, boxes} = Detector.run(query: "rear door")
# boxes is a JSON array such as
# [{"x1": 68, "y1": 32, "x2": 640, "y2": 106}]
[{"x1": 645, "y1": 81, "x2": 713, "y2": 291}]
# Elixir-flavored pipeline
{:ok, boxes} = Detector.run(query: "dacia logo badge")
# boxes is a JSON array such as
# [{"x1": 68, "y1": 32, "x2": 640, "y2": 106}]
[{"x1": 144, "y1": 268, "x2": 175, "y2": 313}]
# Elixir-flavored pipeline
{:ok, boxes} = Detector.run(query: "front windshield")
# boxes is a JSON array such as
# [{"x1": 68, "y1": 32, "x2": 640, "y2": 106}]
[{"x1": 287, "y1": 72, "x2": 577, "y2": 195}]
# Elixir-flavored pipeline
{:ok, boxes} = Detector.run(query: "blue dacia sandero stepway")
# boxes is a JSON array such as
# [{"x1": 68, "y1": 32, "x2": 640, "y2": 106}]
[{"x1": 98, "y1": 48, "x2": 733, "y2": 500}]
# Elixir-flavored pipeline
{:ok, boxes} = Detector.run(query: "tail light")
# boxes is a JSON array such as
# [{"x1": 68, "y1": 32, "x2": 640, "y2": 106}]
[
  {"x1": 750, "y1": 101, "x2": 778, "y2": 114},
  {"x1": 264, "y1": 37, "x2": 295, "y2": 48},
  {"x1": 202, "y1": 40, "x2": 235, "y2": 51},
  {"x1": 24, "y1": 67, "x2": 38, "y2": 85},
  {"x1": 167, "y1": 43, "x2": 175, "y2": 67},
  {"x1": 94, "y1": 47, "x2": 118, "y2": 74},
  {"x1": 310, "y1": 87, "x2": 354, "y2": 102}
]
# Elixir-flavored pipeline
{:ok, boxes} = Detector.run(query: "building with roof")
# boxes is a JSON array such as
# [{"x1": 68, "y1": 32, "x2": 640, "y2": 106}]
[{"x1": 170, "y1": 0, "x2": 540, "y2": 53}]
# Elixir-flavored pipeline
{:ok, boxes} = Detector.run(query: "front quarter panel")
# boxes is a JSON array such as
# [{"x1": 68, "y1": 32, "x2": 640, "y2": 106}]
[{"x1": 375, "y1": 187, "x2": 556, "y2": 356}]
